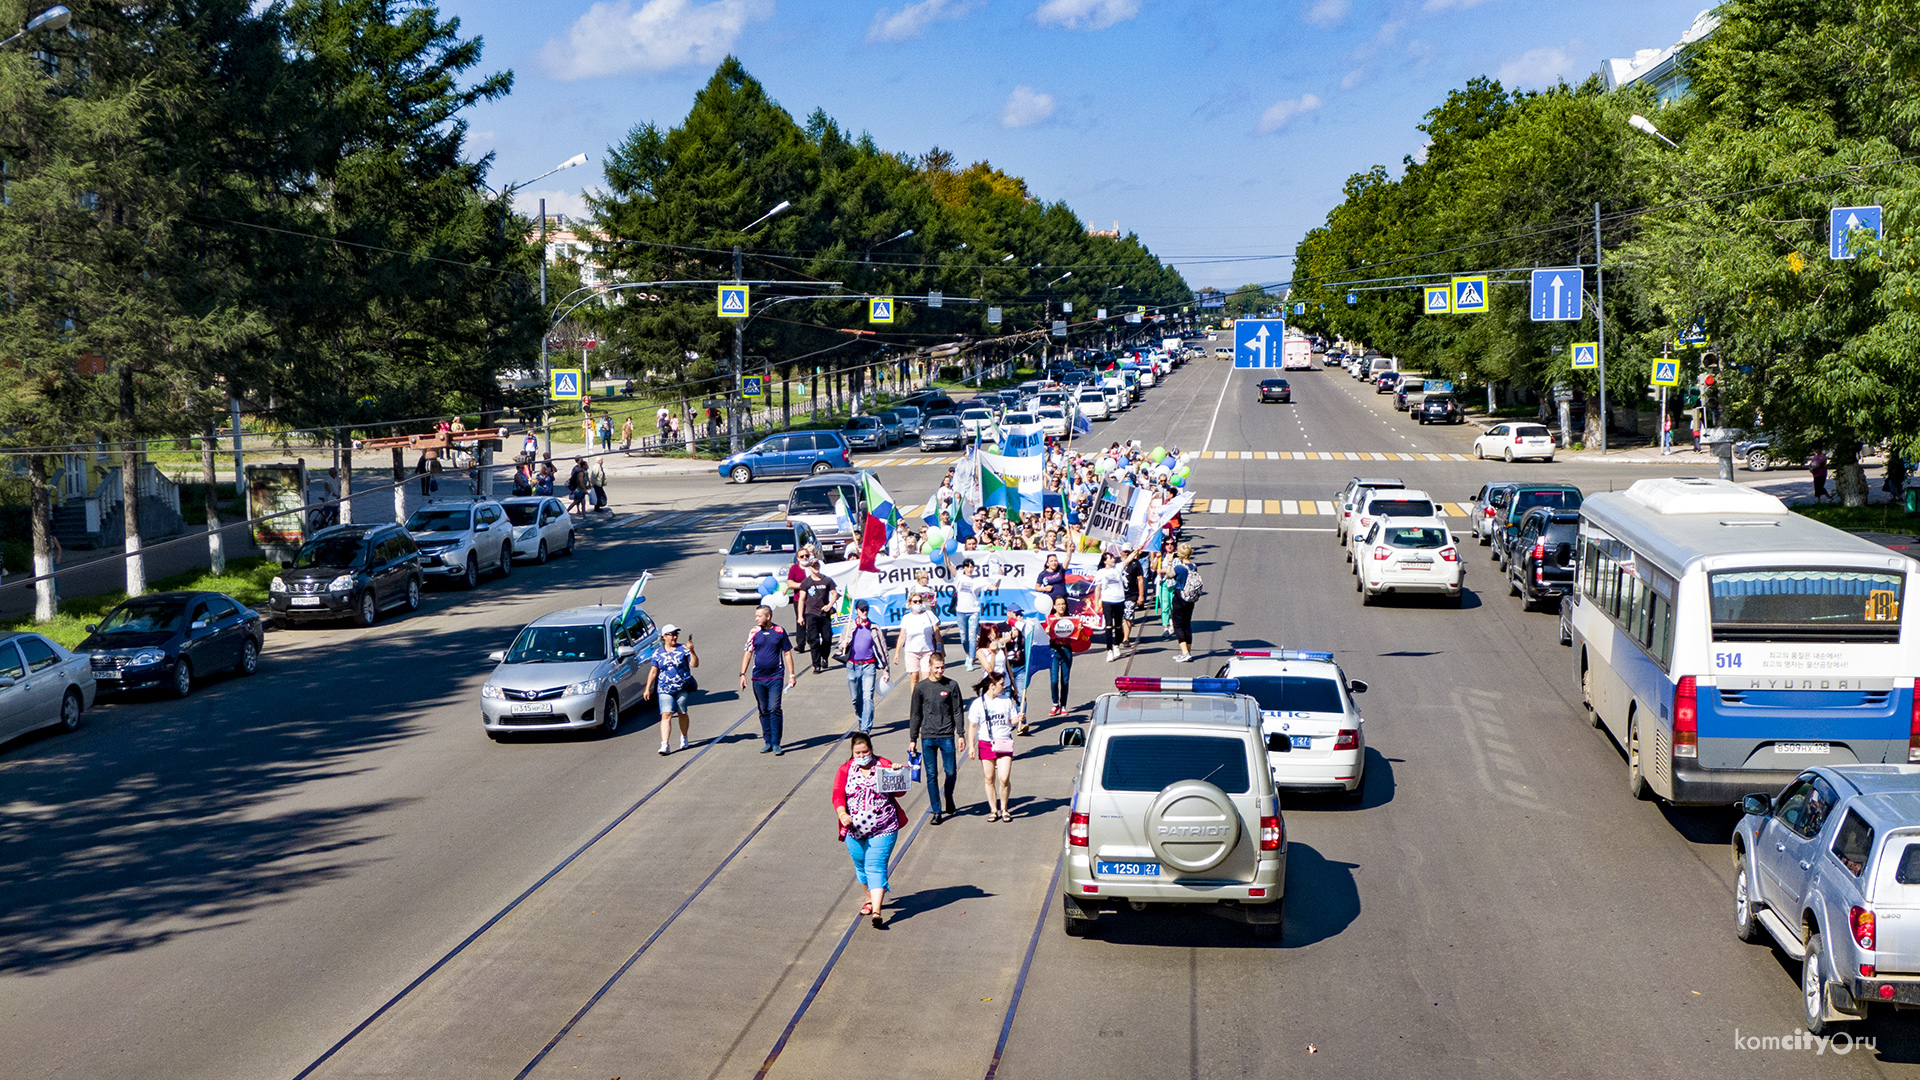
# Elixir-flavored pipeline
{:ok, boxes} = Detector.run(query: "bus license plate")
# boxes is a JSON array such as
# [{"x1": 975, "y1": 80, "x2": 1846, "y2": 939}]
[
  {"x1": 1777, "y1": 742, "x2": 1830, "y2": 755},
  {"x1": 1096, "y1": 860, "x2": 1160, "y2": 877},
  {"x1": 1289, "y1": 735, "x2": 1313, "y2": 749},
  {"x1": 510, "y1": 703, "x2": 553, "y2": 715}
]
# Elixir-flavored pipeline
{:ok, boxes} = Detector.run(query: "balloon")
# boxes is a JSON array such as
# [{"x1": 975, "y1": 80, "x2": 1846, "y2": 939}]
[
  {"x1": 925, "y1": 527, "x2": 945, "y2": 547},
  {"x1": 1095, "y1": 458, "x2": 1113, "y2": 474},
  {"x1": 920, "y1": 536, "x2": 939, "y2": 554},
  {"x1": 1151, "y1": 447, "x2": 1168, "y2": 463},
  {"x1": 930, "y1": 547, "x2": 946, "y2": 566},
  {"x1": 1170, "y1": 475, "x2": 1186, "y2": 488},
  {"x1": 1175, "y1": 466, "x2": 1190, "y2": 480}
]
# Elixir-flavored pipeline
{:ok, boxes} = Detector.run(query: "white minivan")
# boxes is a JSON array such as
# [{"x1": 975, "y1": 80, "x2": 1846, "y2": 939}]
[{"x1": 1077, "y1": 387, "x2": 1111, "y2": 421}]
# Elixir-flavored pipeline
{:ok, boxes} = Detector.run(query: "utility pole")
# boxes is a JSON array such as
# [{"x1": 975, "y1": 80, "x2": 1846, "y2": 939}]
[
  {"x1": 539, "y1": 198, "x2": 552, "y2": 456},
  {"x1": 1594, "y1": 201, "x2": 1608, "y2": 454},
  {"x1": 731, "y1": 244, "x2": 745, "y2": 453}
]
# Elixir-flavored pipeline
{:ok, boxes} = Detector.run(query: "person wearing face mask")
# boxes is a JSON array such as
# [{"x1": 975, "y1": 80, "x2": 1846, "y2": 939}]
[
  {"x1": 833, "y1": 732, "x2": 905, "y2": 929},
  {"x1": 950, "y1": 559, "x2": 1000, "y2": 671}
]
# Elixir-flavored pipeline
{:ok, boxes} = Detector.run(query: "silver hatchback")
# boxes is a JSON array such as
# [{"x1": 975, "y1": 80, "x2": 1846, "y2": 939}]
[
  {"x1": 480, "y1": 605, "x2": 661, "y2": 739},
  {"x1": 717, "y1": 521, "x2": 818, "y2": 603}
]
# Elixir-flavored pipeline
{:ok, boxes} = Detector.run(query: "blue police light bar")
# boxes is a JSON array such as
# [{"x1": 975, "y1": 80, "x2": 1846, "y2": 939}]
[
  {"x1": 1233, "y1": 650, "x2": 1335, "y2": 662},
  {"x1": 1114, "y1": 677, "x2": 1241, "y2": 694}
]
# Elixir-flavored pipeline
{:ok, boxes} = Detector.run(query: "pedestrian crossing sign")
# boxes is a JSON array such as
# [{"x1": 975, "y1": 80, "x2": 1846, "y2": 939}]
[
  {"x1": 1424, "y1": 286, "x2": 1451, "y2": 315},
  {"x1": 1451, "y1": 276, "x2": 1489, "y2": 314},
  {"x1": 718, "y1": 284, "x2": 749, "y2": 318},
  {"x1": 742, "y1": 375, "x2": 765, "y2": 401},
  {"x1": 869, "y1": 297, "x2": 895, "y2": 323},
  {"x1": 550, "y1": 368, "x2": 583, "y2": 400},
  {"x1": 1652, "y1": 360, "x2": 1680, "y2": 387},
  {"x1": 1571, "y1": 342, "x2": 1598, "y2": 370}
]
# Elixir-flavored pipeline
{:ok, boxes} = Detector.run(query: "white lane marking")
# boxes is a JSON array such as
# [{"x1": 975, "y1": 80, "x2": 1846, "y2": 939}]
[
  {"x1": 1202, "y1": 364, "x2": 1234, "y2": 452},
  {"x1": 1185, "y1": 526, "x2": 1331, "y2": 532}
]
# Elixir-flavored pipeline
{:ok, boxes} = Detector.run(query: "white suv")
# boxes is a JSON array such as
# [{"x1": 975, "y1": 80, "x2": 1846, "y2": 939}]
[
  {"x1": 1346, "y1": 488, "x2": 1437, "y2": 564},
  {"x1": 1355, "y1": 519, "x2": 1464, "y2": 606},
  {"x1": 406, "y1": 498, "x2": 515, "y2": 588},
  {"x1": 1057, "y1": 676, "x2": 1286, "y2": 940},
  {"x1": 1218, "y1": 651, "x2": 1367, "y2": 797}
]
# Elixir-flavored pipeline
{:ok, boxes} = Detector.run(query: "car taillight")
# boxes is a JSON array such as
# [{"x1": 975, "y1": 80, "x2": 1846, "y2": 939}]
[
  {"x1": 1333, "y1": 729, "x2": 1358, "y2": 751},
  {"x1": 1673, "y1": 676, "x2": 1699, "y2": 759},
  {"x1": 1259, "y1": 815, "x2": 1282, "y2": 851},
  {"x1": 1068, "y1": 812, "x2": 1089, "y2": 847},
  {"x1": 1483, "y1": 506, "x2": 1496, "y2": 517},
  {"x1": 1853, "y1": 906, "x2": 1876, "y2": 950},
  {"x1": 1372, "y1": 548, "x2": 1390, "y2": 560},
  {"x1": 1532, "y1": 540, "x2": 1545, "y2": 562},
  {"x1": 1439, "y1": 547, "x2": 1458, "y2": 562}
]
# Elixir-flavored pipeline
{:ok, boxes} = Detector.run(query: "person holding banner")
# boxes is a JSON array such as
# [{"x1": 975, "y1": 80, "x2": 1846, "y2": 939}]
[
  {"x1": 1042, "y1": 596, "x2": 1091, "y2": 716},
  {"x1": 893, "y1": 592, "x2": 944, "y2": 703},
  {"x1": 967, "y1": 672, "x2": 1020, "y2": 821}
]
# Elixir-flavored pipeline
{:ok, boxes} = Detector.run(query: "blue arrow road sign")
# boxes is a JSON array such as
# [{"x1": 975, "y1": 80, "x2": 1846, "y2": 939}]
[
  {"x1": 1346, "y1": 291, "x2": 1358, "y2": 306},
  {"x1": 1529, "y1": 267, "x2": 1583, "y2": 322},
  {"x1": 1292, "y1": 303, "x2": 1305, "y2": 315},
  {"x1": 1233, "y1": 319, "x2": 1285, "y2": 368},
  {"x1": 1830, "y1": 205, "x2": 1883, "y2": 260}
]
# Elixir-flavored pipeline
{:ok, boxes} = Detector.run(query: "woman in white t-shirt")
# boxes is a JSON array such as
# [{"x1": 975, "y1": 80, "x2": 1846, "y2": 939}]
[
  {"x1": 1091, "y1": 551, "x2": 1128, "y2": 661},
  {"x1": 967, "y1": 672, "x2": 1019, "y2": 821},
  {"x1": 951, "y1": 560, "x2": 999, "y2": 671}
]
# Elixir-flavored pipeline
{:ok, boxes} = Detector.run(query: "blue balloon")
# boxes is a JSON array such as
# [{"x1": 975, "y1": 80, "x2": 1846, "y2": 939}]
[
  {"x1": 930, "y1": 547, "x2": 946, "y2": 566},
  {"x1": 1170, "y1": 474, "x2": 1187, "y2": 488}
]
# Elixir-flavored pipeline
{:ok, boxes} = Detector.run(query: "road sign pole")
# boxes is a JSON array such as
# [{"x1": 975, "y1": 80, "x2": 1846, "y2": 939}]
[
  {"x1": 730, "y1": 244, "x2": 744, "y2": 455},
  {"x1": 540, "y1": 198, "x2": 551, "y2": 457},
  {"x1": 1594, "y1": 201, "x2": 1608, "y2": 454}
]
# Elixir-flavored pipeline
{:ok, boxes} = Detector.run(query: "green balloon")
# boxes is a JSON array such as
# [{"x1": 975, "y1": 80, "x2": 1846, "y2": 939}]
[{"x1": 1151, "y1": 446, "x2": 1168, "y2": 462}]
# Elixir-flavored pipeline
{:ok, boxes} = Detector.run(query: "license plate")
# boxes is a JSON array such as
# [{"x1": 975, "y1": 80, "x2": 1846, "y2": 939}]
[
  {"x1": 95, "y1": 670, "x2": 121, "y2": 680},
  {"x1": 1289, "y1": 735, "x2": 1313, "y2": 749},
  {"x1": 290, "y1": 597, "x2": 320, "y2": 607},
  {"x1": 509, "y1": 702, "x2": 552, "y2": 715},
  {"x1": 1096, "y1": 860, "x2": 1160, "y2": 877},
  {"x1": 1776, "y1": 742, "x2": 1830, "y2": 755}
]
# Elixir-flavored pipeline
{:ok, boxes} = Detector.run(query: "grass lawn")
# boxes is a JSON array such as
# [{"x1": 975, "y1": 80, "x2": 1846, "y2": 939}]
[
  {"x1": 5, "y1": 557, "x2": 278, "y2": 650},
  {"x1": 1794, "y1": 501, "x2": 1920, "y2": 534}
]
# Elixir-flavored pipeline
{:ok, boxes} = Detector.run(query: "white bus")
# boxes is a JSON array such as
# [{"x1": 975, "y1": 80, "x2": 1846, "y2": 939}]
[{"x1": 1570, "y1": 477, "x2": 1917, "y2": 805}]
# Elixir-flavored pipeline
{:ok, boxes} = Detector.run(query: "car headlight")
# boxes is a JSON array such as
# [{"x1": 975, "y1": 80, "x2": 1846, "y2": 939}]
[
  {"x1": 129, "y1": 649, "x2": 168, "y2": 667},
  {"x1": 269, "y1": 577, "x2": 287, "y2": 594},
  {"x1": 515, "y1": 526, "x2": 535, "y2": 539},
  {"x1": 480, "y1": 684, "x2": 503, "y2": 699},
  {"x1": 328, "y1": 574, "x2": 357, "y2": 591},
  {"x1": 565, "y1": 676, "x2": 606, "y2": 697}
]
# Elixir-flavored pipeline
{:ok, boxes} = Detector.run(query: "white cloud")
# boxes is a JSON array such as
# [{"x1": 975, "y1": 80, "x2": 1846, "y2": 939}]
[
  {"x1": 1033, "y1": 0, "x2": 1140, "y2": 31},
  {"x1": 1257, "y1": 93, "x2": 1321, "y2": 133},
  {"x1": 1303, "y1": 0, "x2": 1349, "y2": 27},
  {"x1": 1340, "y1": 67, "x2": 1368, "y2": 89},
  {"x1": 513, "y1": 187, "x2": 598, "y2": 221},
  {"x1": 539, "y1": 0, "x2": 774, "y2": 81},
  {"x1": 1405, "y1": 39, "x2": 1435, "y2": 66},
  {"x1": 1498, "y1": 41, "x2": 1581, "y2": 88},
  {"x1": 1422, "y1": 0, "x2": 1492, "y2": 11},
  {"x1": 867, "y1": 0, "x2": 980, "y2": 42},
  {"x1": 1001, "y1": 85, "x2": 1057, "y2": 127}
]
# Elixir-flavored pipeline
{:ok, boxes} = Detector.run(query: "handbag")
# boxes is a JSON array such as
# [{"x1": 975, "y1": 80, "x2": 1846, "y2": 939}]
[
  {"x1": 907, "y1": 750, "x2": 923, "y2": 783},
  {"x1": 991, "y1": 737, "x2": 1014, "y2": 755}
]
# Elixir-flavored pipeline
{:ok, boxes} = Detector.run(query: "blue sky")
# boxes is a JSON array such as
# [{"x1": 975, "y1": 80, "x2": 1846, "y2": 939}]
[{"x1": 447, "y1": 0, "x2": 1712, "y2": 292}]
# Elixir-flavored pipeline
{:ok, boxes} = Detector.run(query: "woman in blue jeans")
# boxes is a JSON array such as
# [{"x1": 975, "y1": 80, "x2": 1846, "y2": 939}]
[{"x1": 833, "y1": 732, "x2": 905, "y2": 929}]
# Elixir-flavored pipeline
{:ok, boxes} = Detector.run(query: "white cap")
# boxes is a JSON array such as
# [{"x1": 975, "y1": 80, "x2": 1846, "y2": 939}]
[{"x1": 660, "y1": 624, "x2": 681, "y2": 635}]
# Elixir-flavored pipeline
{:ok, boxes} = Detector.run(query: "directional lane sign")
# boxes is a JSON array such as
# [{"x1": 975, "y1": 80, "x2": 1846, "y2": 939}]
[
  {"x1": 1346, "y1": 291, "x2": 1358, "y2": 306},
  {"x1": 1233, "y1": 319, "x2": 1285, "y2": 368},
  {"x1": 1570, "y1": 342, "x2": 1598, "y2": 370},
  {"x1": 717, "y1": 284, "x2": 748, "y2": 318},
  {"x1": 1651, "y1": 360, "x2": 1680, "y2": 387},
  {"x1": 742, "y1": 375, "x2": 765, "y2": 402},
  {"x1": 1530, "y1": 267, "x2": 1583, "y2": 322},
  {"x1": 1451, "y1": 276, "x2": 1489, "y2": 314},
  {"x1": 1830, "y1": 205, "x2": 1883, "y2": 260},
  {"x1": 1293, "y1": 302, "x2": 1305, "y2": 315},
  {"x1": 1424, "y1": 286, "x2": 1452, "y2": 315},
  {"x1": 550, "y1": 368, "x2": 583, "y2": 400},
  {"x1": 869, "y1": 297, "x2": 894, "y2": 323}
]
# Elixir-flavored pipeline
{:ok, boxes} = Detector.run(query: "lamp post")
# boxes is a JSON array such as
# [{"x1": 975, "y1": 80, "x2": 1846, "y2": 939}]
[
  {"x1": 0, "y1": 5, "x2": 69, "y2": 49},
  {"x1": 490, "y1": 152, "x2": 589, "y2": 456},
  {"x1": 730, "y1": 200, "x2": 792, "y2": 453}
]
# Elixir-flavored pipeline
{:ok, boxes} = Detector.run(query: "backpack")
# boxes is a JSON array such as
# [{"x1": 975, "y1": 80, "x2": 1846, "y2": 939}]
[{"x1": 1179, "y1": 564, "x2": 1204, "y2": 602}]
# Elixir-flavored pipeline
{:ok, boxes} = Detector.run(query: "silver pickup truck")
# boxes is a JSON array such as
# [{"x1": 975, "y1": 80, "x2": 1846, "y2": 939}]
[{"x1": 1733, "y1": 765, "x2": 1920, "y2": 1034}]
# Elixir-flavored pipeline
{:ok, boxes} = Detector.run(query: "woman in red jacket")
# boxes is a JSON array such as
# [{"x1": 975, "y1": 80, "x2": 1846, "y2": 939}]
[{"x1": 833, "y1": 732, "x2": 906, "y2": 929}]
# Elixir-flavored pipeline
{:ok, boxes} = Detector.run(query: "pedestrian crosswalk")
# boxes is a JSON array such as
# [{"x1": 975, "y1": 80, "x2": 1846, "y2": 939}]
[
  {"x1": 852, "y1": 454, "x2": 968, "y2": 467},
  {"x1": 1189, "y1": 499, "x2": 1473, "y2": 517},
  {"x1": 1196, "y1": 450, "x2": 1475, "y2": 461}
]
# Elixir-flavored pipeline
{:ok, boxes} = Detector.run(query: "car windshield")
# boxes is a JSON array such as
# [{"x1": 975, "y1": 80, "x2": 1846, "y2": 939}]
[
  {"x1": 1037, "y1": 408, "x2": 1063, "y2": 418},
  {"x1": 1078, "y1": 393, "x2": 1102, "y2": 403},
  {"x1": 504, "y1": 503, "x2": 541, "y2": 526},
  {"x1": 1237, "y1": 675, "x2": 1344, "y2": 714},
  {"x1": 96, "y1": 600, "x2": 187, "y2": 634},
  {"x1": 1007, "y1": 413, "x2": 1035, "y2": 424},
  {"x1": 962, "y1": 410, "x2": 992, "y2": 420},
  {"x1": 895, "y1": 406, "x2": 920, "y2": 418},
  {"x1": 292, "y1": 536, "x2": 366, "y2": 569},
  {"x1": 1515, "y1": 425, "x2": 1553, "y2": 439},
  {"x1": 504, "y1": 623, "x2": 607, "y2": 663},
  {"x1": 1386, "y1": 527, "x2": 1449, "y2": 549},
  {"x1": 406, "y1": 508, "x2": 470, "y2": 532},
  {"x1": 1366, "y1": 499, "x2": 1435, "y2": 518},
  {"x1": 926, "y1": 417, "x2": 960, "y2": 429},
  {"x1": 787, "y1": 486, "x2": 851, "y2": 514},
  {"x1": 1100, "y1": 735, "x2": 1251, "y2": 794},
  {"x1": 846, "y1": 417, "x2": 879, "y2": 429},
  {"x1": 731, "y1": 529, "x2": 797, "y2": 555}
]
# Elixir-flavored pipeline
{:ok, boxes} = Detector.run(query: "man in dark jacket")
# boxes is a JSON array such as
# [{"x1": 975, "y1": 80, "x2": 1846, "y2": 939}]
[{"x1": 908, "y1": 653, "x2": 965, "y2": 824}]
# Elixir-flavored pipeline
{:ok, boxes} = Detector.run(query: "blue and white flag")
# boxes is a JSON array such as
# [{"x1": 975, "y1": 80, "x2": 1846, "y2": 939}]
[{"x1": 620, "y1": 572, "x2": 651, "y2": 626}]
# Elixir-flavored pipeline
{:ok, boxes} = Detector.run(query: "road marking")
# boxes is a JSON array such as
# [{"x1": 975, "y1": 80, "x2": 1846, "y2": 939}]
[
  {"x1": 1227, "y1": 499, "x2": 1245, "y2": 514},
  {"x1": 1201, "y1": 363, "x2": 1233, "y2": 452},
  {"x1": 1281, "y1": 500, "x2": 1299, "y2": 514}
]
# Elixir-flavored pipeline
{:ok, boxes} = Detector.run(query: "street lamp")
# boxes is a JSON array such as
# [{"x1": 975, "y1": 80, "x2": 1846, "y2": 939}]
[
  {"x1": 0, "y1": 5, "x2": 69, "y2": 48},
  {"x1": 511, "y1": 152, "x2": 591, "y2": 455},
  {"x1": 730, "y1": 200, "x2": 795, "y2": 453},
  {"x1": 1628, "y1": 114, "x2": 1680, "y2": 149}
]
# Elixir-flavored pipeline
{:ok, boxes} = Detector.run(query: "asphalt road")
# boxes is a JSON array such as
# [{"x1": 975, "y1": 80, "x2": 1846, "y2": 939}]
[{"x1": 3, "y1": 353, "x2": 1914, "y2": 1079}]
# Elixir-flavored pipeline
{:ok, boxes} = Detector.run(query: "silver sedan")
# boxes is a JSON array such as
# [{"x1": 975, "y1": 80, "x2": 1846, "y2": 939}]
[
  {"x1": 0, "y1": 631, "x2": 95, "y2": 747},
  {"x1": 716, "y1": 522, "x2": 817, "y2": 603},
  {"x1": 480, "y1": 605, "x2": 660, "y2": 740}
]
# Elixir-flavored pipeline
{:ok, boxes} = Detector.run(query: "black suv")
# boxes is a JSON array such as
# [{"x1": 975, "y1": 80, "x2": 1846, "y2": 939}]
[
  {"x1": 1417, "y1": 394, "x2": 1461, "y2": 424},
  {"x1": 1506, "y1": 508, "x2": 1580, "y2": 610},
  {"x1": 269, "y1": 523, "x2": 424, "y2": 627},
  {"x1": 1258, "y1": 378, "x2": 1292, "y2": 403},
  {"x1": 1491, "y1": 485, "x2": 1582, "y2": 569}
]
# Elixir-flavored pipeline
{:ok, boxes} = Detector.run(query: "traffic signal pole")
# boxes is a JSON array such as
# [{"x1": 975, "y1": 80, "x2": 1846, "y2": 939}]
[{"x1": 1595, "y1": 202, "x2": 1608, "y2": 455}]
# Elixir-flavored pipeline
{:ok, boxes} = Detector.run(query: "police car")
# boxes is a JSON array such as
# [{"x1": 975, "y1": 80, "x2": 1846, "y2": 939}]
[{"x1": 1217, "y1": 651, "x2": 1368, "y2": 798}]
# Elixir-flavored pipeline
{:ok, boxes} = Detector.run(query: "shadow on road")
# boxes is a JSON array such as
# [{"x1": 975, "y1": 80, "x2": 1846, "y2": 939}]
[
  {"x1": 1077, "y1": 843, "x2": 1358, "y2": 951},
  {"x1": 887, "y1": 884, "x2": 993, "y2": 923}
]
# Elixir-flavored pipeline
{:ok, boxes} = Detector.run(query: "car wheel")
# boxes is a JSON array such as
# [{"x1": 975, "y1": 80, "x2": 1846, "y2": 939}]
[
  {"x1": 1734, "y1": 853, "x2": 1764, "y2": 944},
  {"x1": 1626, "y1": 713, "x2": 1650, "y2": 800},
  {"x1": 404, "y1": 578, "x2": 422, "y2": 612},
  {"x1": 1503, "y1": 448, "x2": 1514, "y2": 463},
  {"x1": 1543, "y1": 455, "x2": 1554, "y2": 463},
  {"x1": 1559, "y1": 601, "x2": 1573, "y2": 646},
  {"x1": 1747, "y1": 450, "x2": 1770, "y2": 472},
  {"x1": 1449, "y1": 589, "x2": 1465, "y2": 609},
  {"x1": 497, "y1": 545, "x2": 513, "y2": 579},
  {"x1": 461, "y1": 555, "x2": 479, "y2": 590},
  {"x1": 730, "y1": 465, "x2": 752, "y2": 484},
  {"x1": 1803, "y1": 933, "x2": 1842, "y2": 1035},
  {"x1": 600, "y1": 691, "x2": 620, "y2": 736},
  {"x1": 811, "y1": 460, "x2": 832, "y2": 474},
  {"x1": 1509, "y1": 569, "x2": 1522, "y2": 598},
  {"x1": 564, "y1": 530, "x2": 576, "y2": 556},
  {"x1": 1581, "y1": 664, "x2": 1602, "y2": 728},
  {"x1": 536, "y1": 540, "x2": 548, "y2": 565},
  {"x1": 1475, "y1": 444, "x2": 1485, "y2": 459},
  {"x1": 357, "y1": 590, "x2": 378, "y2": 627},
  {"x1": 238, "y1": 638, "x2": 259, "y2": 676},
  {"x1": 172, "y1": 659, "x2": 193, "y2": 699},
  {"x1": 59, "y1": 688, "x2": 82, "y2": 732}
]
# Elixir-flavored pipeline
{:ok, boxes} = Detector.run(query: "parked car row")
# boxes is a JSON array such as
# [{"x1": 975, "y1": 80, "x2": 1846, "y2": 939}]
[{"x1": 1465, "y1": 480, "x2": 1584, "y2": 631}]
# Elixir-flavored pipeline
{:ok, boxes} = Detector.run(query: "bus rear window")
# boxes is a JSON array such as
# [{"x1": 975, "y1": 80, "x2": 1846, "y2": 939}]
[{"x1": 1709, "y1": 569, "x2": 1904, "y2": 642}]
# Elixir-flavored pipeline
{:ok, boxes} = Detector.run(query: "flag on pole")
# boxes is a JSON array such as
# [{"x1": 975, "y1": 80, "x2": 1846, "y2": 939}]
[
  {"x1": 831, "y1": 491, "x2": 854, "y2": 538},
  {"x1": 980, "y1": 461, "x2": 1014, "y2": 511},
  {"x1": 861, "y1": 473, "x2": 899, "y2": 531},
  {"x1": 620, "y1": 572, "x2": 651, "y2": 628}
]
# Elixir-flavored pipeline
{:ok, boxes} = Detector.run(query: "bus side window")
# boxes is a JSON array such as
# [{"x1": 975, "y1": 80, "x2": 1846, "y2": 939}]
[{"x1": 1650, "y1": 595, "x2": 1675, "y2": 665}]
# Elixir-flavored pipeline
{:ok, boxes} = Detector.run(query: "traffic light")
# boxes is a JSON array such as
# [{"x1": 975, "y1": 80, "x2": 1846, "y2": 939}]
[{"x1": 1703, "y1": 372, "x2": 1720, "y2": 420}]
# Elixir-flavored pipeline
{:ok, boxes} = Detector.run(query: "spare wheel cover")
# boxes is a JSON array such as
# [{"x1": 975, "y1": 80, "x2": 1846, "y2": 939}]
[{"x1": 1147, "y1": 780, "x2": 1240, "y2": 873}]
